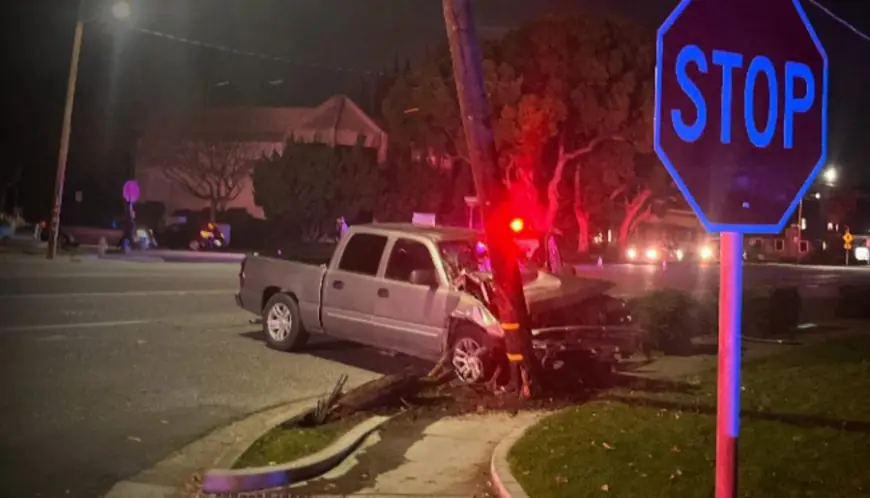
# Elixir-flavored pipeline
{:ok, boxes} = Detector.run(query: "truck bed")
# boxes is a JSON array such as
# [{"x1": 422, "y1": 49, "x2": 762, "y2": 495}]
[{"x1": 237, "y1": 254, "x2": 328, "y2": 331}]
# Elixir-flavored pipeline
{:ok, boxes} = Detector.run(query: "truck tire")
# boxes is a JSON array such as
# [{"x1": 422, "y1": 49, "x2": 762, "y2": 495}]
[
  {"x1": 450, "y1": 324, "x2": 503, "y2": 385},
  {"x1": 262, "y1": 293, "x2": 309, "y2": 351}
]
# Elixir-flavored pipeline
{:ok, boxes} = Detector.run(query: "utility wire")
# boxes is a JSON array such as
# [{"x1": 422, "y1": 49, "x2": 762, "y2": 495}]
[
  {"x1": 130, "y1": 26, "x2": 387, "y2": 76},
  {"x1": 129, "y1": 0, "x2": 868, "y2": 73},
  {"x1": 805, "y1": 0, "x2": 870, "y2": 43}
]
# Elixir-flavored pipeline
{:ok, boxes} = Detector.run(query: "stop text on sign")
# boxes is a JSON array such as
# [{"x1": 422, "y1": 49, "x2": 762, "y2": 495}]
[{"x1": 670, "y1": 45, "x2": 815, "y2": 149}]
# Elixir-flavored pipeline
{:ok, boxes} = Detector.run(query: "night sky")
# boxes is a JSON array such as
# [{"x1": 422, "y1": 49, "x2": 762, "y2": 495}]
[{"x1": 1, "y1": 0, "x2": 868, "y2": 223}]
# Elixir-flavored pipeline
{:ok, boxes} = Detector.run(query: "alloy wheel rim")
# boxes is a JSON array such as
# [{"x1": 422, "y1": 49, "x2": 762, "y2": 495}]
[
  {"x1": 452, "y1": 337, "x2": 485, "y2": 383},
  {"x1": 266, "y1": 303, "x2": 292, "y2": 341}
]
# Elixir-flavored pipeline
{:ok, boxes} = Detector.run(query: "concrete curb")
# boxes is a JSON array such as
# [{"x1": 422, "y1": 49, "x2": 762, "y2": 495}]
[
  {"x1": 94, "y1": 254, "x2": 167, "y2": 263},
  {"x1": 201, "y1": 414, "x2": 390, "y2": 494},
  {"x1": 490, "y1": 416, "x2": 542, "y2": 498},
  {"x1": 103, "y1": 396, "x2": 322, "y2": 498}
]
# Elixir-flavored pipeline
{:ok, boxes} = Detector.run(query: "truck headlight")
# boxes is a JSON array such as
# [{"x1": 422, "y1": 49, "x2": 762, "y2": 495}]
[
  {"x1": 626, "y1": 247, "x2": 637, "y2": 260},
  {"x1": 645, "y1": 248, "x2": 658, "y2": 260},
  {"x1": 675, "y1": 249, "x2": 684, "y2": 261}
]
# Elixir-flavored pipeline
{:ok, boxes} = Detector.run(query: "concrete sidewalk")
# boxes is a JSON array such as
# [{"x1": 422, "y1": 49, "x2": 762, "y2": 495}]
[{"x1": 284, "y1": 410, "x2": 545, "y2": 497}]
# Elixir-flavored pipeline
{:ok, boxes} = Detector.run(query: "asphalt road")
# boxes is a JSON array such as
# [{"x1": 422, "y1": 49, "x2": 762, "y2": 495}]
[
  {"x1": 1, "y1": 254, "x2": 868, "y2": 498},
  {"x1": 0, "y1": 255, "x2": 426, "y2": 498}
]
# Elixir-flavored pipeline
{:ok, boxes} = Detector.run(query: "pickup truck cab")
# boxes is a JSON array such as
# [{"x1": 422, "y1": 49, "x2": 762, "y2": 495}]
[{"x1": 236, "y1": 223, "x2": 638, "y2": 384}]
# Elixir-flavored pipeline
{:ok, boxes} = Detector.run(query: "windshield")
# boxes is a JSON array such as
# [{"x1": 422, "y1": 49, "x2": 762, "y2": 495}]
[{"x1": 438, "y1": 239, "x2": 540, "y2": 282}]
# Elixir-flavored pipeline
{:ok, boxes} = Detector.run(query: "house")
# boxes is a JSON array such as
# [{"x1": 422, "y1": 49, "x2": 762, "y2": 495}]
[{"x1": 135, "y1": 94, "x2": 387, "y2": 220}]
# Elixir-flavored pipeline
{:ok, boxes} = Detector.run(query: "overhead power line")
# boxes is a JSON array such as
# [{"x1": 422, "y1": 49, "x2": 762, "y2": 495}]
[
  {"x1": 128, "y1": 0, "x2": 867, "y2": 74},
  {"x1": 129, "y1": 26, "x2": 388, "y2": 75},
  {"x1": 805, "y1": 0, "x2": 870, "y2": 43}
]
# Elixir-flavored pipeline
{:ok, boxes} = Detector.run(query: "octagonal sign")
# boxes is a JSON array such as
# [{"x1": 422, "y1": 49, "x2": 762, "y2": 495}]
[{"x1": 655, "y1": 0, "x2": 828, "y2": 233}]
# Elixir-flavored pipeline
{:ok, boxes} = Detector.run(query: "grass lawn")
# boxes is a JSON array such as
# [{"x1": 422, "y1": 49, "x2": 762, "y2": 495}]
[
  {"x1": 233, "y1": 415, "x2": 362, "y2": 469},
  {"x1": 509, "y1": 335, "x2": 870, "y2": 498}
]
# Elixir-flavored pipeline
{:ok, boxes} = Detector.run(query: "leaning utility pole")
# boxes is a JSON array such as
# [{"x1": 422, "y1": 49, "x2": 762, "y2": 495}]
[{"x1": 441, "y1": 0, "x2": 540, "y2": 397}]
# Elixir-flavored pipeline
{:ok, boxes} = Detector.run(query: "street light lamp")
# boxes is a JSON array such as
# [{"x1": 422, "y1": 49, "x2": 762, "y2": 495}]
[
  {"x1": 47, "y1": 0, "x2": 131, "y2": 259},
  {"x1": 822, "y1": 167, "x2": 837, "y2": 186},
  {"x1": 111, "y1": 0, "x2": 132, "y2": 20}
]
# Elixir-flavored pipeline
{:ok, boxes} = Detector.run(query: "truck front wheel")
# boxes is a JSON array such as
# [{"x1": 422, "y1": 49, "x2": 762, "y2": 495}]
[
  {"x1": 450, "y1": 325, "x2": 503, "y2": 385},
  {"x1": 262, "y1": 293, "x2": 309, "y2": 351}
]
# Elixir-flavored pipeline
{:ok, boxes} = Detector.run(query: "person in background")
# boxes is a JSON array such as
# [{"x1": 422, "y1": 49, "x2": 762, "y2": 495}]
[{"x1": 117, "y1": 205, "x2": 137, "y2": 251}]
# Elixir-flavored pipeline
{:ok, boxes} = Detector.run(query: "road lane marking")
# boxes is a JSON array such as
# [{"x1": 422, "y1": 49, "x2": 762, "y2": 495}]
[
  {"x1": 0, "y1": 319, "x2": 151, "y2": 334},
  {"x1": 0, "y1": 272, "x2": 233, "y2": 279},
  {"x1": 0, "y1": 289, "x2": 237, "y2": 300}
]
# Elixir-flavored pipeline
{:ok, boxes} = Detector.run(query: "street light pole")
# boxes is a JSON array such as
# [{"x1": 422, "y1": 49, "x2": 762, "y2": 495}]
[
  {"x1": 47, "y1": 0, "x2": 130, "y2": 259},
  {"x1": 796, "y1": 197, "x2": 803, "y2": 262},
  {"x1": 47, "y1": 17, "x2": 85, "y2": 259}
]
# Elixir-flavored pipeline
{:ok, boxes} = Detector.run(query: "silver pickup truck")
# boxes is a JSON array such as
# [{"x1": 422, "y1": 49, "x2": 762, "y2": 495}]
[{"x1": 236, "y1": 223, "x2": 640, "y2": 384}]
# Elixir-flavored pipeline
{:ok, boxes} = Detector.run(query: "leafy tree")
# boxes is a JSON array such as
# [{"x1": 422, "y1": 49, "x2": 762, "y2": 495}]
[
  {"x1": 382, "y1": 13, "x2": 655, "y2": 253},
  {"x1": 252, "y1": 139, "x2": 378, "y2": 242},
  {"x1": 0, "y1": 163, "x2": 22, "y2": 213},
  {"x1": 144, "y1": 137, "x2": 254, "y2": 221}
]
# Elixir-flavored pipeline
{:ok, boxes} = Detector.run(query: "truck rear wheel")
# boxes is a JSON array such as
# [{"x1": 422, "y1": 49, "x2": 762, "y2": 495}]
[{"x1": 262, "y1": 293, "x2": 309, "y2": 351}]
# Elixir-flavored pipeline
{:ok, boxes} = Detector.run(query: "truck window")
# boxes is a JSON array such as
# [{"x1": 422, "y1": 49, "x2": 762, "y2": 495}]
[
  {"x1": 385, "y1": 239, "x2": 436, "y2": 283},
  {"x1": 337, "y1": 233, "x2": 387, "y2": 276}
]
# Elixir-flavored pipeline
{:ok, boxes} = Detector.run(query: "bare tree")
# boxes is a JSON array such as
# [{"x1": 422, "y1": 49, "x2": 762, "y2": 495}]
[{"x1": 149, "y1": 137, "x2": 254, "y2": 221}]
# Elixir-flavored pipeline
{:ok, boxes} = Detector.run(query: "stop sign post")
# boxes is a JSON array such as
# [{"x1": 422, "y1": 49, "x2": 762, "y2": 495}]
[{"x1": 654, "y1": 1, "x2": 828, "y2": 496}]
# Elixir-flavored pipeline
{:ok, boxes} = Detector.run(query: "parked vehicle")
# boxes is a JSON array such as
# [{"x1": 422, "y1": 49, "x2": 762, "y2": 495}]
[
  {"x1": 236, "y1": 223, "x2": 640, "y2": 385},
  {"x1": 624, "y1": 238, "x2": 717, "y2": 264},
  {"x1": 154, "y1": 222, "x2": 226, "y2": 251}
]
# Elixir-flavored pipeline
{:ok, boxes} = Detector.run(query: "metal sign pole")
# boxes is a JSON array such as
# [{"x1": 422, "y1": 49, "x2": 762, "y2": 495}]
[{"x1": 716, "y1": 231, "x2": 743, "y2": 498}]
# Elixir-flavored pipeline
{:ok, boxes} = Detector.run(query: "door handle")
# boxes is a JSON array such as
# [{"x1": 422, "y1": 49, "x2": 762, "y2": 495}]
[
  {"x1": 377, "y1": 288, "x2": 389, "y2": 298},
  {"x1": 332, "y1": 280, "x2": 344, "y2": 290}
]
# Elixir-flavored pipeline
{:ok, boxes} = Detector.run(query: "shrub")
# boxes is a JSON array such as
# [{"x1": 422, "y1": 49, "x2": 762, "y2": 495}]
[
  {"x1": 837, "y1": 284, "x2": 870, "y2": 319},
  {"x1": 632, "y1": 286, "x2": 802, "y2": 352},
  {"x1": 630, "y1": 290, "x2": 707, "y2": 356},
  {"x1": 768, "y1": 286, "x2": 801, "y2": 337}
]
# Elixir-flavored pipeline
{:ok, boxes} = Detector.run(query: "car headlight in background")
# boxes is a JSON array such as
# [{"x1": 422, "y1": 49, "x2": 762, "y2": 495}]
[
  {"x1": 855, "y1": 246, "x2": 869, "y2": 262},
  {"x1": 626, "y1": 247, "x2": 637, "y2": 260},
  {"x1": 645, "y1": 248, "x2": 658, "y2": 260},
  {"x1": 700, "y1": 246, "x2": 714, "y2": 260},
  {"x1": 675, "y1": 249, "x2": 684, "y2": 261}
]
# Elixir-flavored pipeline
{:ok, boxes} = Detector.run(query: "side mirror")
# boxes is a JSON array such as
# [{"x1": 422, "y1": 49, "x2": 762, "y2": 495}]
[{"x1": 409, "y1": 269, "x2": 438, "y2": 287}]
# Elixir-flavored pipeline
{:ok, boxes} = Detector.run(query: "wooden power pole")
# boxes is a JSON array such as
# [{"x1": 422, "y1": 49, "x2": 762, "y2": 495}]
[{"x1": 441, "y1": 0, "x2": 540, "y2": 397}]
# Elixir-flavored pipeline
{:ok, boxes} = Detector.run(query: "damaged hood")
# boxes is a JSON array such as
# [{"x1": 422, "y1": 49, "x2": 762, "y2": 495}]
[
  {"x1": 522, "y1": 271, "x2": 615, "y2": 314},
  {"x1": 467, "y1": 269, "x2": 615, "y2": 312}
]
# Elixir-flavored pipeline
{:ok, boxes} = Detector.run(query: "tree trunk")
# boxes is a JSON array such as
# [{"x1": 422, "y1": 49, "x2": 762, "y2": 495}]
[
  {"x1": 618, "y1": 189, "x2": 652, "y2": 247},
  {"x1": 573, "y1": 164, "x2": 590, "y2": 254},
  {"x1": 544, "y1": 156, "x2": 569, "y2": 232},
  {"x1": 543, "y1": 135, "x2": 623, "y2": 233},
  {"x1": 208, "y1": 201, "x2": 217, "y2": 222}
]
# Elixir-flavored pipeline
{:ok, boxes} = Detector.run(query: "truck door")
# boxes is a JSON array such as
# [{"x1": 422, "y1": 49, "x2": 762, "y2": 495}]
[
  {"x1": 320, "y1": 233, "x2": 388, "y2": 345},
  {"x1": 372, "y1": 238, "x2": 450, "y2": 361}
]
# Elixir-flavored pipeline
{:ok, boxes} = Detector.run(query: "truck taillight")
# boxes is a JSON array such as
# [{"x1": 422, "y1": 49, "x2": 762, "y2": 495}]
[{"x1": 239, "y1": 258, "x2": 247, "y2": 288}]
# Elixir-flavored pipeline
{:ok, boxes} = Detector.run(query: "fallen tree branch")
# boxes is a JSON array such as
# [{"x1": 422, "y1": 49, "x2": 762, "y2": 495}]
[{"x1": 313, "y1": 374, "x2": 348, "y2": 424}]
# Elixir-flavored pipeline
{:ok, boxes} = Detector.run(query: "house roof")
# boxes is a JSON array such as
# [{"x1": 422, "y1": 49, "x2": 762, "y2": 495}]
[{"x1": 142, "y1": 95, "x2": 387, "y2": 149}]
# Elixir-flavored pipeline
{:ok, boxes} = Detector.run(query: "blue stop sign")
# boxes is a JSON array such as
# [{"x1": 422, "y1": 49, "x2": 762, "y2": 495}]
[{"x1": 655, "y1": 0, "x2": 828, "y2": 233}]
